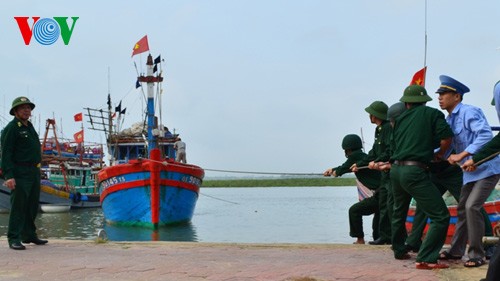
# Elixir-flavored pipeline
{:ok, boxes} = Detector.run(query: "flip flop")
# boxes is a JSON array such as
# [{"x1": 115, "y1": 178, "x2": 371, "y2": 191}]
[
  {"x1": 416, "y1": 262, "x2": 449, "y2": 270},
  {"x1": 438, "y1": 251, "x2": 462, "y2": 260},
  {"x1": 464, "y1": 258, "x2": 485, "y2": 268}
]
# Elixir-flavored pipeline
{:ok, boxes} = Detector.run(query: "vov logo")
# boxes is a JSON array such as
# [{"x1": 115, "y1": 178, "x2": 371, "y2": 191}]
[{"x1": 14, "y1": 17, "x2": 79, "y2": 45}]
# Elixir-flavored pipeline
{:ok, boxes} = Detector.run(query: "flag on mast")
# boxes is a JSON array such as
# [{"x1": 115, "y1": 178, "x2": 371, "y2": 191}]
[
  {"x1": 74, "y1": 130, "x2": 84, "y2": 143},
  {"x1": 131, "y1": 35, "x2": 149, "y2": 57},
  {"x1": 410, "y1": 67, "x2": 427, "y2": 86},
  {"x1": 74, "y1": 112, "x2": 83, "y2": 122}
]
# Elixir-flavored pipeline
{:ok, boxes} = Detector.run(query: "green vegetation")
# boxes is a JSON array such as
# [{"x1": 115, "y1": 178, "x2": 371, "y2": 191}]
[{"x1": 201, "y1": 177, "x2": 356, "y2": 187}]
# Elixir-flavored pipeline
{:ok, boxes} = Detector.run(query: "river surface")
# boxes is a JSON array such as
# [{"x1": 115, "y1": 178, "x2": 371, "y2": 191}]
[{"x1": 0, "y1": 186, "x2": 375, "y2": 244}]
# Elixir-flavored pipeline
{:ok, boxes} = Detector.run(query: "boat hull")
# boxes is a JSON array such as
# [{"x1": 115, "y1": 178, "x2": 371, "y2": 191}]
[
  {"x1": 0, "y1": 180, "x2": 72, "y2": 211},
  {"x1": 98, "y1": 159, "x2": 204, "y2": 226},
  {"x1": 406, "y1": 187, "x2": 500, "y2": 244}
]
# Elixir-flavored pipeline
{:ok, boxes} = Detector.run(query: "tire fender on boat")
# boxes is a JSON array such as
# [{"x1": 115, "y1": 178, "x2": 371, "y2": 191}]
[{"x1": 72, "y1": 192, "x2": 82, "y2": 204}]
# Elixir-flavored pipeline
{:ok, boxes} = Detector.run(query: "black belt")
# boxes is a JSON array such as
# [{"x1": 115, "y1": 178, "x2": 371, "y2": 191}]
[
  {"x1": 15, "y1": 162, "x2": 40, "y2": 167},
  {"x1": 394, "y1": 160, "x2": 428, "y2": 170}
]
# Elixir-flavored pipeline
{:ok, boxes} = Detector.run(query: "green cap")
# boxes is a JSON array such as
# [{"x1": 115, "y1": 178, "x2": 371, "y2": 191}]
[
  {"x1": 493, "y1": 80, "x2": 500, "y2": 106},
  {"x1": 364, "y1": 101, "x2": 388, "y2": 120},
  {"x1": 387, "y1": 102, "x2": 407, "y2": 120},
  {"x1": 341, "y1": 134, "x2": 362, "y2": 150},
  {"x1": 400, "y1": 85, "x2": 432, "y2": 103},
  {"x1": 10, "y1": 96, "x2": 35, "y2": 115}
]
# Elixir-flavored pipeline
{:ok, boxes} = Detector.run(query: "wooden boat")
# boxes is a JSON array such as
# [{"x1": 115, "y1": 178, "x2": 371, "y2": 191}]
[
  {"x1": 94, "y1": 52, "x2": 204, "y2": 227},
  {"x1": 0, "y1": 118, "x2": 102, "y2": 211},
  {"x1": 41, "y1": 118, "x2": 104, "y2": 208},
  {"x1": 0, "y1": 180, "x2": 72, "y2": 211},
  {"x1": 406, "y1": 182, "x2": 500, "y2": 244}
]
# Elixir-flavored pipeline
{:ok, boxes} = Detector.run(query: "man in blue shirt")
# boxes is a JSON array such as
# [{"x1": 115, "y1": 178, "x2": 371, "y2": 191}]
[{"x1": 435, "y1": 75, "x2": 500, "y2": 268}]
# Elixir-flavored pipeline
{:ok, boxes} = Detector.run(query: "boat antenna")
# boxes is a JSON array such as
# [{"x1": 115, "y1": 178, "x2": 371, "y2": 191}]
[
  {"x1": 423, "y1": 0, "x2": 428, "y2": 79},
  {"x1": 107, "y1": 67, "x2": 113, "y2": 137},
  {"x1": 424, "y1": 0, "x2": 427, "y2": 68}
]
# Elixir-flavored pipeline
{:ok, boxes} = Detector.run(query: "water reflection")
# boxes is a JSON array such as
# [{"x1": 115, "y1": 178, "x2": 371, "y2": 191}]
[
  {"x1": 0, "y1": 208, "x2": 197, "y2": 242},
  {"x1": 0, "y1": 187, "x2": 366, "y2": 244},
  {"x1": 104, "y1": 222, "x2": 198, "y2": 242}
]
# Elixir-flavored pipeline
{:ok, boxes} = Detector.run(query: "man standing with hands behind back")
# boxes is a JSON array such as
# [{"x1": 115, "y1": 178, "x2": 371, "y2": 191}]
[{"x1": 1, "y1": 97, "x2": 47, "y2": 250}]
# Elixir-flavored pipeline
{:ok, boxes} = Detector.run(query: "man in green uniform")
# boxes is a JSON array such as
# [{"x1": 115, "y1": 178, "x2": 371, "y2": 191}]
[
  {"x1": 390, "y1": 85, "x2": 453, "y2": 269},
  {"x1": 351, "y1": 101, "x2": 392, "y2": 245},
  {"x1": 324, "y1": 134, "x2": 381, "y2": 244},
  {"x1": 1, "y1": 97, "x2": 47, "y2": 250}
]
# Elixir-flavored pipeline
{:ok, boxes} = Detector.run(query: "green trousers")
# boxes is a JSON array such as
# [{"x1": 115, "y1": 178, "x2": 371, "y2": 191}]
[
  {"x1": 406, "y1": 164, "x2": 493, "y2": 249},
  {"x1": 7, "y1": 166, "x2": 41, "y2": 245},
  {"x1": 391, "y1": 164, "x2": 449, "y2": 263},
  {"x1": 377, "y1": 172, "x2": 392, "y2": 242},
  {"x1": 349, "y1": 191, "x2": 379, "y2": 239}
]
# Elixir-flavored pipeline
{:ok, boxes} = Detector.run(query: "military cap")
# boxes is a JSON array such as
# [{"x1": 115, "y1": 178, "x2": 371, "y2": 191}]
[
  {"x1": 365, "y1": 101, "x2": 388, "y2": 120},
  {"x1": 10, "y1": 96, "x2": 35, "y2": 115},
  {"x1": 400, "y1": 85, "x2": 432, "y2": 103},
  {"x1": 341, "y1": 134, "x2": 363, "y2": 151},
  {"x1": 387, "y1": 102, "x2": 407, "y2": 120},
  {"x1": 435, "y1": 75, "x2": 470, "y2": 95},
  {"x1": 493, "y1": 80, "x2": 500, "y2": 106}
]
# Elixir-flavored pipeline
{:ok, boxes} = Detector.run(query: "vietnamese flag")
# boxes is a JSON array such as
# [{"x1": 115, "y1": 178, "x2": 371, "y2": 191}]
[
  {"x1": 74, "y1": 130, "x2": 84, "y2": 143},
  {"x1": 410, "y1": 67, "x2": 427, "y2": 86},
  {"x1": 131, "y1": 35, "x2": 149, "y2": 57},
  {"x1": 74, "y1": 112, "x2": 83, "y2": 122}
]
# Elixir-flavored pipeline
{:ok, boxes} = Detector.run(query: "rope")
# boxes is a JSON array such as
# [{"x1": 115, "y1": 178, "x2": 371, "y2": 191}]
[
  {"x1": 140, "y1": 158, "x2": 323, "y2": 176},
  {"x1": 473, "y1": 151, "x2": 500, "y2": 167},
  {"x1": 199, "y1": 192, "x2": 239, "y2": 205},
  {"x1": 203, "y1": 168, "x2": 323, "y2": 176}
]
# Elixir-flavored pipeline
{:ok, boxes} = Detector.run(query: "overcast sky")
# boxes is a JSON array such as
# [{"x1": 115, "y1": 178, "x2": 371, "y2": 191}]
[{"x1": 1, "y1": 1, "x2": 499, "y2": 178}]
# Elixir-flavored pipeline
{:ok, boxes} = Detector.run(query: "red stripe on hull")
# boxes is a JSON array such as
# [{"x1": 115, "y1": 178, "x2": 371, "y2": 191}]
[
  {"x1": 98, "y1": 159, "x2": 204, "y2": 180},
  {"x1": 100, "y1": 178, "x2": 200, "y2": 202}
]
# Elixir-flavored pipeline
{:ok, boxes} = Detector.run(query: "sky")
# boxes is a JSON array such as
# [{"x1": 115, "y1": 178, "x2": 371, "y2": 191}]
[{"x1": 1, "y1": 1, "x2": 499, "y2": 178}]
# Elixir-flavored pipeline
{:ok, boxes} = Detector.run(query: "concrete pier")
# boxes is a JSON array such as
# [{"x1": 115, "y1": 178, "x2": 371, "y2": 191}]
[{"x1": 0, "y1": 240, "x2": 488, "y2": 281}]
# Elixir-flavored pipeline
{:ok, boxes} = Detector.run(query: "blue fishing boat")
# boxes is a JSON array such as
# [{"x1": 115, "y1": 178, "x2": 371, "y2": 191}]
[{"x1": 97, "y1": 52, "x2": 204, "y2": 227}]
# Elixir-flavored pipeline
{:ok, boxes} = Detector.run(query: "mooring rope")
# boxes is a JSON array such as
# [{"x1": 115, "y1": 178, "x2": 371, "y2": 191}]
[
  {"x1": 199, "y1": 192, "x2": 240, "y2": 205},
  {"x1": 143, "y1": 158, "x2": 324, "y2": 176},
  {"x1": 203, "y1": 168, "x2": 323, "y2": 176}
]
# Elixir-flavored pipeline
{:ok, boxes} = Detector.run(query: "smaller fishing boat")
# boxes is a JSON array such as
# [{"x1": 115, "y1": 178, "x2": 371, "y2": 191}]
[{"x1": 41, "y1": 118, "x2": 104, "y2": 208}]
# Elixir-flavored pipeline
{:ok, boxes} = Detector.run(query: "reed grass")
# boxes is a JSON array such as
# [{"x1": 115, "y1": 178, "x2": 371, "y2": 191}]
[{"x1": 201, "y1": 177, "x2": 356, "y2": 187}]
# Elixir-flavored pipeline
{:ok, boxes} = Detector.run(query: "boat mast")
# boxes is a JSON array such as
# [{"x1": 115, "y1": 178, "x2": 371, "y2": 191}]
[
  {"x1": 107, "y1": 68, "x2": 113, "y2": 138},
  {"x1": 138, "y1": 54, "x2": 163, "y2": 156}
]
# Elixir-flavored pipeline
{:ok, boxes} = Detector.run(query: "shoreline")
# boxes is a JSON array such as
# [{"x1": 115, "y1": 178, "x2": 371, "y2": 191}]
[{"x1": 202, "y1": 177, "x2": 356, "y2": 187}]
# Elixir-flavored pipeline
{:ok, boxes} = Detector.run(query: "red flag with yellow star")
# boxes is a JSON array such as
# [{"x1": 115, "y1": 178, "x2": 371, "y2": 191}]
[
  {"x1": 410, "y1": 67, "x2": 427, "y2": 86},
  {"x1": 74, "y1": 112, "x2": 83, "y2": 122},
  {"x1": 131, "y1": 35, "x2": 149, "y2": 57},
  {"x1": 74, "y1": 130, "x2": 84, "y2": 143}
]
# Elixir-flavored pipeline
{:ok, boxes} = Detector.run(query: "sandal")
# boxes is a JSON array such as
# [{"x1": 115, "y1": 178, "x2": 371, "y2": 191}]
[
  {"x1": 464, "y1": 258, "x2": 485, "y2": 268},
  {"x1": 438, "y1": 251, "x2": 462, "y2": 260},
  {"x1": 416, "y1": 262, "x2": 449, "y2": 270}
]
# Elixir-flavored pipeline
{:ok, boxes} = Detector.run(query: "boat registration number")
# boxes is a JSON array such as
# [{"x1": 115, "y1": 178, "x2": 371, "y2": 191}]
[
  {"x1": 181, "y1": 175, "x2": 202, "y2": 187},
  {"x1": 100, "y1": 176, "x2": 126, "y2": 190}
]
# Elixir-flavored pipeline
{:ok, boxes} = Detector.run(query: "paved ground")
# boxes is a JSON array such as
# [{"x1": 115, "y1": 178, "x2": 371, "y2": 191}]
[{"x1": 0, "y1": 239, "x2": 488, "y2": 281}]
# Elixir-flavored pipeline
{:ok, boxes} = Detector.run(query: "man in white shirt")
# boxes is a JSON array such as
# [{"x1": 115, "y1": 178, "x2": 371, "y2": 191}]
[{"x1": 174, "y1": 138, "x2": 187, "y2": 163}]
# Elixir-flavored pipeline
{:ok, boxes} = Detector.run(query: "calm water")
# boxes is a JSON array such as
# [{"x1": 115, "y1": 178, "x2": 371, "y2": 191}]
[{"x1": 0, "y1": 186, "x2": 374, "y2": 244}]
